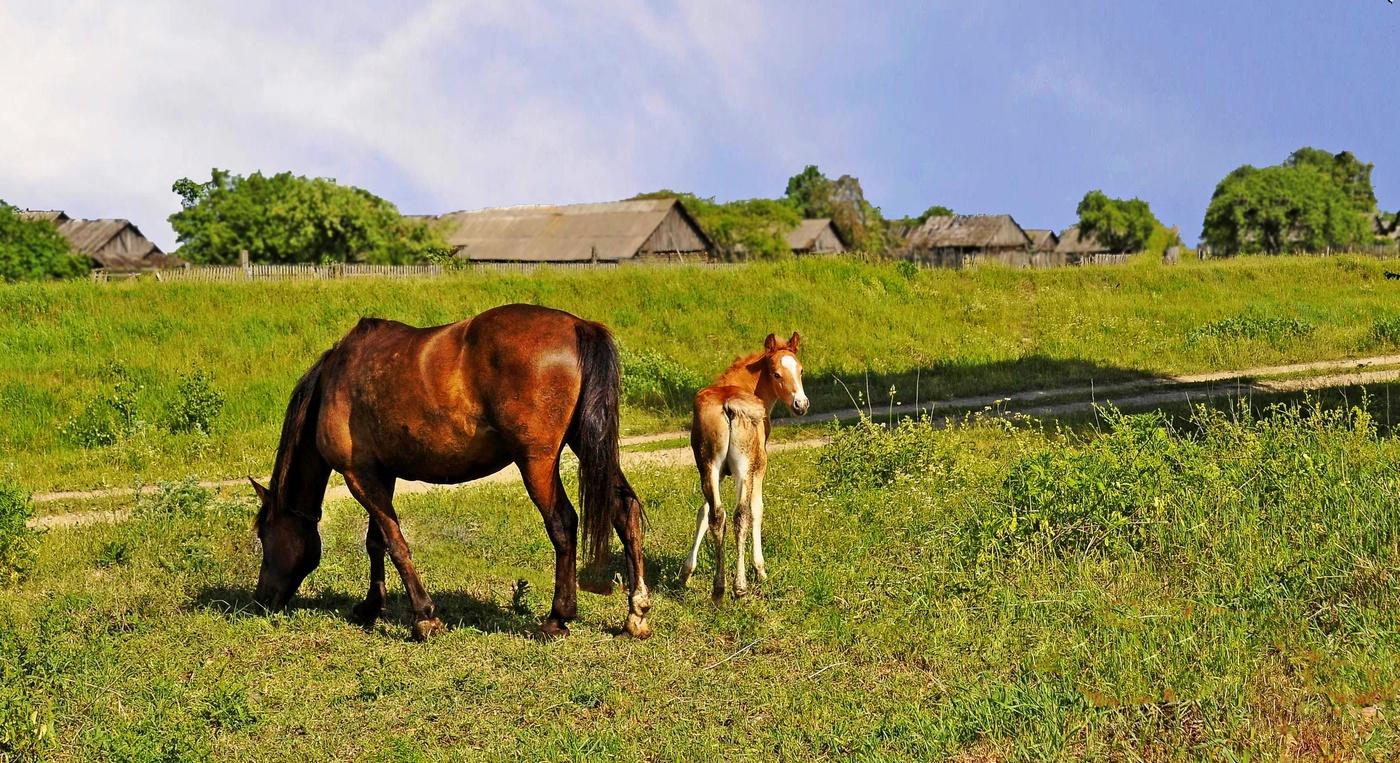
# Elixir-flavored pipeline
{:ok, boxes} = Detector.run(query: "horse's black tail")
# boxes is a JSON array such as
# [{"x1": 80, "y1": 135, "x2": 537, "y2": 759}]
[{"x1": 572, "y1": 322, "x2": 639, "y2": 568}]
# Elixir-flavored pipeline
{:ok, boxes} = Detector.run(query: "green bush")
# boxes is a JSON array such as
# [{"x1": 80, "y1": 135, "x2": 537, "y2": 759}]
[
  {"x1": 1367, "y1": 315, "x2": 1400, "y2": 347},
  {"x1": 619, "y1": 347, "x2": 706, "y2": 411},
  {"x1": 819, "y1": 415, "x2": 948, "y2": 493},
  {"x1": 165, "y1": 369, "x2": 225, "y2": 435},
  {"x1": 0, "y1": 201, "x2": 87, "y2": 282},
  {"x1": 59, "y1": 363, "x2": 144, "y2": 448},
  {"x1": 0, "y1": 480, "x2": 36, "y2": 586},
  {"x1": 1185, "y1": 313, "x2": 1314, "y2": 345}
]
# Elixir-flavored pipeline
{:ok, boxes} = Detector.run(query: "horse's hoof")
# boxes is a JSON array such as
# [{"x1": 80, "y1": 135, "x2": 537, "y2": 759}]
[
  {"x1": 411, "y1": 618, "x2": 444, "y2": 641},
  {"x1": 539, "y1": 619, "x2": 570, "y2": 641},
  {"x1": 350, "y1": 601, "x2": 381, "y2": 626},
  {"x1": 734, "y1": 584, "x2": 748, "y2": 599},
  {"x1": 756, "y1": 569, "x2": 768, "y2": 583},
  {"x1": 711, "y1": 586, "x2": 725, "y2": 604},
  {"x1": 679, "y1": 568, "x2": 694, "y2": 588},
  {"x1": 622, "y1": 614, "x2": 652, "y2": 640}
]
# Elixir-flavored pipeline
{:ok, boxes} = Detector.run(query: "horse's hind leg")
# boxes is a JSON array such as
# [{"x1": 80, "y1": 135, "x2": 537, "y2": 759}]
[
  {"x1": 610, "y1": 473, "x2": 651, "y2": 639},
  {"x1": 350, "y1": 519, "x2": 387, "y2": 626},
  {"x1": 750, "y1": 447, "x2": 770, "y2": 584},
  {"x1": 701, "y1": 464, "x2": 728, "y2": 602},
  {"x1": 733, "y1": 471, "x2": 753, "y2": 598},
  {"x1": 519, "y1": 456, "x2": 579, "y2": 639},
  {"x1": 343, "y1": 470, "x2": 441, "y2": 641},
  {"x1": 680, "y1": 461, "x2": 719, "y2": 588}
]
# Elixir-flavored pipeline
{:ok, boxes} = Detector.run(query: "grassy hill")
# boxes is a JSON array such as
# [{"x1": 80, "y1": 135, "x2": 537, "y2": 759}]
[{"x1": 5, "y1": 255, "x2": 1400, "y2": 490}]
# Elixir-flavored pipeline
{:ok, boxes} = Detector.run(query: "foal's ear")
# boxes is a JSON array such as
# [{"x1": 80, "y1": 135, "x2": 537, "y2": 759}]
[
  {"x1": 248, "y1": 477, "x2": 270, "y2": 503},
  {"x1": 788, "y1": 332, "x2": 801, "y2": 353},
  {"x1": 764, "y1": 333, "x2": 778, "y2": 352}
]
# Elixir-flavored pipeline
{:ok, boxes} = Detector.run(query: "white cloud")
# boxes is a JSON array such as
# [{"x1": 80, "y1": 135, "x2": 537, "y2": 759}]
[{"x1": 0, "y1": 1, "x2": 844, "y2": 249}]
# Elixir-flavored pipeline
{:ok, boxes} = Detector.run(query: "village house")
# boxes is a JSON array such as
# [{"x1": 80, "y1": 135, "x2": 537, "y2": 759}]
[
  {"x1": 786, "y1": 218, "x2": 846, "y2": 254},
  {"x1": 20, "y1": 210, "x2": 183, "y2": 271},
  {"x1": 904, "y1": 213, "x2": 1063, "y2": 268},
  {"x1": 424, "y1": 198, "x2": 712, "y2": 264}
]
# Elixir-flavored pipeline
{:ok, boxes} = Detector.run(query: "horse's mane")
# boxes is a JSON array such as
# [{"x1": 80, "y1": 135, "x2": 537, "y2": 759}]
[
  {"x1": 714, "y1": 351, "x2": 766, "y2": 386},
  {"x1": 255, "y1": 350, "x2": 330, "y2": 532}
]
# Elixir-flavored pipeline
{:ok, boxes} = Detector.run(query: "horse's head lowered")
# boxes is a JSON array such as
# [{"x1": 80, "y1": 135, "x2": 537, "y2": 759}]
[
  {"x1": 249, "y1": 477, "x2": 321, "y2": 611},
  {"x1": 762, "y1": 332, "x2": 809, "y2": 416}
]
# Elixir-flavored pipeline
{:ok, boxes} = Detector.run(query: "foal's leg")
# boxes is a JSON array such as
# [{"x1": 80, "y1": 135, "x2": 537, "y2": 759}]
[
  {"x1": 705, "y1": 465, "x2": 728, "y2": 602},
  {"x1": 750, "y1": 448, "x2": 770, "y2": 584},
  {"x1": 733, "y1": 469, "x2": 753, "y2": 598},
  {"x1": 680, "y1": 462, "x2": 719, "y2": 588},
  {"x1": 518, "y1": 456, "x2": 579, "y2": 639},
  {"x1": 342, "y1": 470, "x2": 441, "y2": 641},
  {"x1": 611, "y1": 476, "x2": 652, "y2": 639},
  {"x1": 349, "y1": 519, "x2": 387, "y2": 625}
]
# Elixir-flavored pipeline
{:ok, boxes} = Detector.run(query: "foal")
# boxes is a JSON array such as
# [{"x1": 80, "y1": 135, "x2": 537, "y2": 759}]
[{"x1": 681, "y1": 333, "x2": 809, "y2": 599}]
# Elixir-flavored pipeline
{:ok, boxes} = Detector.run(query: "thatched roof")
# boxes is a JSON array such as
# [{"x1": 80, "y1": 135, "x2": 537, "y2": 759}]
[
  {"x1": 1055, "y1": 225, "x2": 1112, "y2": 255},
  {"x1": 786, "y1": 219, "x2": 846, "y2": 253},
  {"x1": 1024, "y1": 228, "x2": 1059, "y2": 252},
  {"x1": 18, "y1": 210, "x2": 181, "y2": 270},
  {"x1": 907, "y1": 214, "x2": 1031, "y2": 250},
  {"x1": 428, "y1": 198, "x2": 712, "y2": 263}
]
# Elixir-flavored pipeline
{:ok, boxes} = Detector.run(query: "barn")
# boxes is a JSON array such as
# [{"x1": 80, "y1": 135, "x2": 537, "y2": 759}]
[
  {"x1": 428, "y1": 198, "x2": 712, "y2": 264},
  {"x1": 1025, "y1": 228, "x2": 1060, "y2": 253},
  {"x1": 904, "y1": 214, "x2": 1049, "y2": 268},
  {"x1": 786, "y1": 219, "x2": 846, "y2": 254},
  {"x1": 1055, "y1": 225, "x2": 1127, "y2": 265},
  {"x1": 20, "y1": 210, "x2": 183, "y2": 271}
]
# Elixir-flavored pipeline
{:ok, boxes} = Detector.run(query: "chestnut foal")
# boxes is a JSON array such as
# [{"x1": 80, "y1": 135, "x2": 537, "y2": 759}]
[{"x1": 680, "y1": 333, "x2": 809, "y2": 599}]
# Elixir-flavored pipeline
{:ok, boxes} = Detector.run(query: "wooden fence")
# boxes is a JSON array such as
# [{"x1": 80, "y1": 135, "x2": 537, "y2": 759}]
[{"x1": 89, "y1": 261, "x2": 637, "y2": 283}]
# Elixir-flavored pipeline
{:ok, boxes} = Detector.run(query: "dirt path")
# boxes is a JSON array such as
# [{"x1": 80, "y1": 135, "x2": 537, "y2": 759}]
[{"x1": 30, "y1": 353, "x2": 1400, "y2": 530}]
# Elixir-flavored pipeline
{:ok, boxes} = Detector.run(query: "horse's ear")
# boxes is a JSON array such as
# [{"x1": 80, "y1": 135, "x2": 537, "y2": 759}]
[
  {"x1": 764, "y1": 333, "x2": 778, "y2": 352},
  {"x1": 788, "y1": 332, "x2": 801, "y2": 353},
  {"x1": 248, "y1": 477, "x2": 269, "y2": 503}
]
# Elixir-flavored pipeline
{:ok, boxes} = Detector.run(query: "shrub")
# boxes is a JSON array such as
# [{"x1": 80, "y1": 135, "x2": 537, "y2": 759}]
[
  {"x1": 165, "y1": 369, "x2": 225, "y2": 435},
  {"x1": 1366, "y1": 315, "x2": 1400, "y2": 347},
  {"x1": 0, "y1": 480, "x2": 37, "y2": 586},
  {"x1": 819, "y1": 415, "x2": 948, "y2": 493},
  {"x1": 1185, "y1": 313, "x2": 1314, "y2": 345},
  {"x1": 59, "y1": 363, "x2": 144, "y2": 448},
  {"x1": 619, "y1": 347, "x2": 706, "y2": 411},
  {"x1": 133, "y1": 478, "x2": 215, "y2": 521},
  {"x1": 0, "y1": 201, "x2": 87, "y2": 282}
]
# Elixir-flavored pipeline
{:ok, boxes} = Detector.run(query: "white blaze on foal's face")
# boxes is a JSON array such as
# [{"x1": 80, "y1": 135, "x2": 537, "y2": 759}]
[{"x1": 775, "y1": 352, "x2": 809, "y2": 416}]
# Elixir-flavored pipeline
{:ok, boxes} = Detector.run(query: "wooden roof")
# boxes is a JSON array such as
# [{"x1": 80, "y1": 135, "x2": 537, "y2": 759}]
[
  {"x1": 907, "y1": 214, "x2": 1031, "y2": 250},
  {"x1": 428, "y1": 199, "x2": 712, "y2": 262}
]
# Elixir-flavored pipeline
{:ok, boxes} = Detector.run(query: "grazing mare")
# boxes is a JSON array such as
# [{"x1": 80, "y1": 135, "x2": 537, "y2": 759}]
[
  {"x1": 248, "y1": 304, "x2": 651, "y2": 640},
  {"x1": 680, "y1": 333, "x2": 809, "y2": 599}
]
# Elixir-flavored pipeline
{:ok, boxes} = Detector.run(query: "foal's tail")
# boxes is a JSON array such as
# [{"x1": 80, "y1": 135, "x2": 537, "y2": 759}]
[
  {"x1": 572, "y1": 322, "x2": 640, "y2": 568},
  {"x1": 723, "y1": 395, "x2": 767, "y2": 477}
]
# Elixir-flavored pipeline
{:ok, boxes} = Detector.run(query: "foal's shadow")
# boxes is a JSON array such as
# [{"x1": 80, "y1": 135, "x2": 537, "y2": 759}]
[{"x1": 187, "y1": 584, "x2": 538, "y2": 639}]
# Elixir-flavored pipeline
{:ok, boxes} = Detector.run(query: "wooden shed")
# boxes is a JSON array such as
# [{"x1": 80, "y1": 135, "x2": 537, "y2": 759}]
[
  {"x1": 1024, "y1": 228, "x2": 1059, "y2": 253},
  {"x1": 20, "y1": 210, "x2": 183, "y2": 271},
  {"x1": 427, "y1": 198, "x2": 712, "y2": 264},
  {"x1": 904, "y1": 214, "x2": 1055, "y2": 268},
  {"x1": 1055, "y1": 225, "x2": 1128, "y2": 265},
  {"x1": 786, "y1": 219, "x2": 846, "y2": 254}
]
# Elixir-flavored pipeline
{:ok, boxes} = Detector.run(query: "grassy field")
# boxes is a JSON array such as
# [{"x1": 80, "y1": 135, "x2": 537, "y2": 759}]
[
  {"x1": 6, "y1": 255, "x2": 1400, "y2": 491},
  {"x1": 3, "y1": 402, "x2": 1398, "y2": 760}
]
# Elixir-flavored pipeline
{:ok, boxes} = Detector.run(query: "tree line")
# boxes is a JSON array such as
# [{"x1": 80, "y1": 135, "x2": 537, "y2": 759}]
[{"x1": 1, "y1": 147, "x2": 1394, "y2": 281}]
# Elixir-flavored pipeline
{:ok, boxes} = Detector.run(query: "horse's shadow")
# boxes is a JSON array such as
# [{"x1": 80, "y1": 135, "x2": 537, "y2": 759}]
[{"x1": 187, "y1": 584, "x2": 539, "y2": 639}]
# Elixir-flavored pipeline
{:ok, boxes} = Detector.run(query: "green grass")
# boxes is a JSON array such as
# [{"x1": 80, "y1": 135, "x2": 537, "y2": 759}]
[
  {"x1": 7, "y1": 255, "x2": 1400, "y2": 490},
  {"x1": 3, "y1": 402, "x2": 1398, "y2": 760}
]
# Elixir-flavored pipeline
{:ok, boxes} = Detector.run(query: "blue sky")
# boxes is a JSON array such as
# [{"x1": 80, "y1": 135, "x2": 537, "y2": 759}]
[{"x1": 2, "y1": 1, "x2": 1397, "y2": 249}]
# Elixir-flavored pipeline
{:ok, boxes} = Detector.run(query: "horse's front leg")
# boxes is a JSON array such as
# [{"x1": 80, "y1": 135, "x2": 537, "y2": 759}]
[
  {"x1": 350, "y1": 519, "x2": 387, "y2": 625},
  {"x1": 520, "y1": 458, "x2": 578, "y2": 639},
  {"x1": 343, "y1": 470, "x2": 442, "y2": 641}
]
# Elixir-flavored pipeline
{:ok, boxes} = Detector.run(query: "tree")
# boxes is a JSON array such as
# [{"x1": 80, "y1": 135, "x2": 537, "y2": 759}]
[
  {"x1": 1284, "y1": 147, "x2": 1376, "y2": 212},
  {"x1": 0, "y1": 201, "x2": 87, "y2": 281},
  {"x1": 631, "y1": 191, "x2": 801, "y2": 260},
  {"x1": 1075, "y1": 190, "x2": 1161, "y2": 253},
  {"x1": 1201, "y1": 164, "x2": 1370, "y2": 255},
  {"x1": 168, "y1": 169, "x2": 448, "y2": 264},
  {"x1": 783, "y1": 166, "x2": 890, "y2": 253}
]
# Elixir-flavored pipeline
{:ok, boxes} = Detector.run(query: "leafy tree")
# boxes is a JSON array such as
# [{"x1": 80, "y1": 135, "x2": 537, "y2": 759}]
[
  {"x1": 633, "y1": 190, "x2": 800, "y2": 260},
  {"x1": 168, "y1": 169, "x2": 448, "y2": 264},
  {"x1": 1201, "y1": 165, "x2": 1370, "y2": 255},
  {"x1": 1284, "y1": 147, "x2": 1376, "y2": 212},
  {"x1": 783, "y1": 166, "x2": 890, "y2": 253},
  {"x1": 917, "y1": 205, "x2": 955, "y2": 223},
  {"x1": 1075, "y1": 191, "x2": 1162, "y2": 253},
  {"x1": 0, "y1": 201, "x2": 87, "y2": 281}
]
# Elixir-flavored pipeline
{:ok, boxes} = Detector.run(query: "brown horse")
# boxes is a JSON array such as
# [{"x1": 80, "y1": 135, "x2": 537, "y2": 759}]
[
  {"x1": 248, "y1": 304, "x2": 650, "y2": 640},
  {"x1": 680, "y1": 333, "x2": 808, "y2": 599}
]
